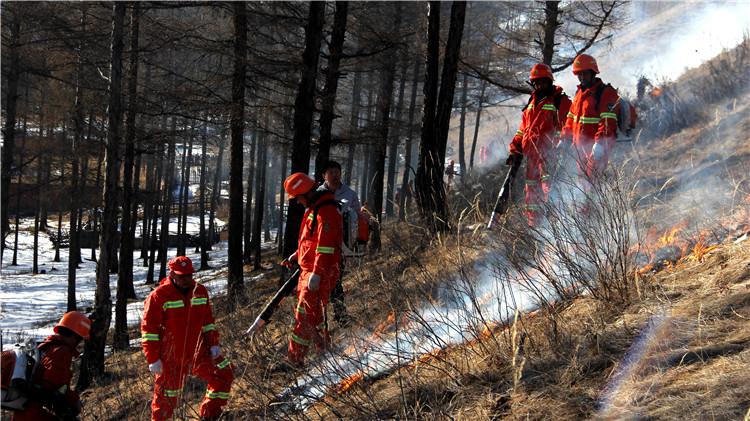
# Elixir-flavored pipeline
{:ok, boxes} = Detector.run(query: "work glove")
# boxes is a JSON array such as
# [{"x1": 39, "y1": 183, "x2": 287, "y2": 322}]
[
  {"x1": 505, "y1": 153, "x2": 521, "y2": 166},
  {"x1": 591, "y1": 143, "x2": 605, "y2": 161},
  {"x1": 308, "y1": 273, "x2": 321, "y2": 291},
  {"x1": 210, "y1": 345, "x2": 221, "y2": 359},
  {"x1": 281, "y1": 251, "x2": 298, "y2": 269},
  {"x1": 148, "y1": 360, "x2": 163, "y2": 374}
]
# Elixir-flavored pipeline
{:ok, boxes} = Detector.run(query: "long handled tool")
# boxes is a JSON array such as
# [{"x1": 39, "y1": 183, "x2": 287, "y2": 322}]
[
  {"x1": 486, "y1": 154, "x2": 523, "y2": 230},
  {"x1": 245, "y1": 268, "x2": 301, "y2": 337}
]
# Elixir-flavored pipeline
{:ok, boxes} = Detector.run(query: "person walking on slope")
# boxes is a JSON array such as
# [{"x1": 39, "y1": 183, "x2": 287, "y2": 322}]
[
  {"x1": 7, "y1": 311, "x2": 91, "y2": 421},
  {"x1": 282, "y1": 172, "x2": 343, "y2": 366},
  {"x1": 561, "y1": 54, "x2": 620, "y2": 181},
  {"x1": 141, "y1": 256, "x2": 233, "y2": 421},
  {"x1": 317, "y1": 160, "x2": 359, "y2": 328},
  {"x1": 506, "y1": 63, "x2": 572, "y2": 226}
]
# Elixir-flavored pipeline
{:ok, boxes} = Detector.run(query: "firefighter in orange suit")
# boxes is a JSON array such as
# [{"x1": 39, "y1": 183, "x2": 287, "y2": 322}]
[
  {"x1": 7, "y1": 312, "x2": 90, "y2": 421},
  {"x1": 282, "y1": 172, "x2": 343, "y2": 365},
  {"x1": 507, "y1": 63, "x2": 572, "y2": 226},
  {"x1": 141, "y1": 256, "x2": 233, "y2": 421},
  {"x1": 561, "y1": 54, "x2": 620, "y2": 180}
]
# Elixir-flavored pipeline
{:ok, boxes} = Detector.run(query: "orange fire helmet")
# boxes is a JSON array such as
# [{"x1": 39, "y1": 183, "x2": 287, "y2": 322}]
[
  {"x1": 284, "y1": 172, "x2": 316, "y2": 199},
  {"x1": 168, "y1": 255, "x2": 194, "y2": 275},
  {"x1": 55, "y1": 311, "x2": 92, "y2": 340},
  {"x1": 572, "y1": 54, "x2": 599, "y2": 75},
  {"x1": 529, "y1": 63, "x2": 554, "y2": 81}
]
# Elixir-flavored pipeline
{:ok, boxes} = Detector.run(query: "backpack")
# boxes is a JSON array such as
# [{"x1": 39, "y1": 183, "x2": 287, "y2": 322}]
[
  {"x1": 310, "y1": 199, "x2": 365, "y2": 257},
  {"x1": 593, "y1": 83, "x2": 638, "y2": 137},
  {"x1": 1, "y1": 340, "x2": 41, "y2": 411}
]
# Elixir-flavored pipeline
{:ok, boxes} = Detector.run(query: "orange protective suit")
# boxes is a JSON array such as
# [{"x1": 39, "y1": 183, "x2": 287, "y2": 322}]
[
  {"x1": 509, "y1": 85, "x2": 572, "y2": 226},
  {"x1": 10, "y1": 335, "x2": 81, "y2": 421},
  {"x1": 289, "y1": 191, "x2": 343, "y2": 364},
  {"x1": 562, "y1": 78, "x2": 620, "y2": 179},
  {"x1": 141, "y1": 277, "x2": 233, "y2": 421}
]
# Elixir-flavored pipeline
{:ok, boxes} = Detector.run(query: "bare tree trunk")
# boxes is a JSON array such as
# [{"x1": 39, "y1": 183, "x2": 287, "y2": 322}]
[
  {"x1": 247, "y1": 130, "x2": 261, "y2": 263},
  {"x1": 361, "y1": 145, "x2": 370, "y2": 201},
  {"x1": 32, "y1": 156, "x2": 42, "y2": 275},
  {"x1": 416, "y1": 1, "x2": 466, "y2": 231},
  {"x1": 115, "y1": 3, "x2": 140, "y2": 350},
  {"x1": 276, "y1": 142, "x2": 288, "y2": 256},
  {"x1": 252, "y1": 122, "x2": 268, "y2": 270},
  {"x1": 458, "y1": 72, "x2": 468, "y2": 177},
  {"x1": 67, "y1": 10, "x2": 86, "y2": 311},
  {"x1": 361, "y1": 76, "x2": 376, "y2": 202},
  {"x1": 176, "y1": 122, "x2": 188, "y2": 256},
  {"x1": 344, "y1": 72, "x2": 362, "y2": 187},
  {"x1": 40, "y1": 152, "x2": 50, "y2": 232},
  {"x1": 198, "y1": 123, "x2": 209, "y2": 270},
  {"x1": 542, "y1": 1, "x2": 560, "y2": 65},
  {"x1": 208, "y1": 131, "x2": 226, "y2": 250},
  {"x1": 91, "y1": 127, "x2": 104, "y2": 262},
  {"x1": 435, "y1": 1, "x2": 466, "y2": 176},
  {"x1": 177, "y1": 124, "x2": 193, "y2": 257},
  {"x1": 1, "y1": 11, "x2": 21, "y2": 253},
  {"x1": 469, "y1": 79, "x2": 486, "y2": 170},
  {"x1": 79, "y1": 2, "x2": 125, "y2": 390},
  {"x1": 370, "y1": 5, "x2": 401, "y2": 250},
  {"x1": 140, "y1": 143, "x2": 154, "y2": 261},
  {"x1": 399, "y1": 56, "x2": 420, "y2": 222},
  {"x1": 76, "y1": 110, "x2": 94, "y2": 265},
  {"x1": 228, "y1": 1, "x2": 248, "y2": 307},
  {"x1": 282, "y1": 1, "x2": 325, "y2": 259},
  {"x1": 54, "y1": 128, "x2": 66, "y2": 262},
  {"x1": 264, "y1": 156, "x2": 273, "y2": 243},
  {"x1": 158, "y1": 115, "x2": 177, "y2": 281},
  {"x1": 415, "y1": 1, "x2": 442, "y2": 225},
  {"x1": 12, "y1": 87, "x2": 28, "y2": 267},
  {"x1": 386, "y1": 51, "x2": 408, "y2": 218},
  {"x1": 146, "y1": 145, "x2": 163, "y2": 283},
  {"x1": 315, "y1": 1, "x2": 349, "y2": 180}
]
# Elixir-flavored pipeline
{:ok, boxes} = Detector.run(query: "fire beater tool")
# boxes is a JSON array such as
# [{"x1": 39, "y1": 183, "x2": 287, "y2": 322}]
[
  {"x1": 486, "y1": 154, "x2": 522, "y2": 230},
  {"x1": 245, "y1": 268, "x2": 301, "y2": 337}
]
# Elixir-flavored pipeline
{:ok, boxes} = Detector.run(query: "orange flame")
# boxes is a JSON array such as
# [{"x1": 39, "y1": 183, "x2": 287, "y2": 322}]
[
  {"x1": 657, "y1": 222, "x2": 687, "y2": 247},
  {"x1": 650, "y1": 87, "x2": 663, "y2": 97},
  {"x1": 685, "y1": 237, "x2": 718, "y2": 262},
  {"x1": 335, "y1": 370, "x2": 364, "y2": 394}
]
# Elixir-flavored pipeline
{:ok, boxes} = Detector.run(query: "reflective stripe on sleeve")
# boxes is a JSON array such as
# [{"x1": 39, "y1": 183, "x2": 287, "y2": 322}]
[
  {"x1": 164, "y1": 389, "x2": 180, "y2": 397},
  {"x1": 290, "y1": 333, "x2": 311, "y2": 346},
  {"x1": 163, "y1": 300, "x2": 185, "y2": 310},
  {"x1": 191, "y1": 297, "x2": 208, "y2": 306},
  {"x1": 206, "y1": 390, "x2": 230, "y2": 400},
  {"x1": 141, "y1": 332, "x2": 160, "y2": 342},
  {"x1": 541, "y1": 104, "x2": 557, "y2": 111},
  {"x1": 202, "y1": 323, "x2": 216, "y2": 333},
  {"x1": 600, "y1": 112, "x2": 618, "y2": 120},
  {"x1": 216, "y1": 358, "x2": 231, "y2": 370},
  {"x1": 515, "y1": 130, "x2": 524, "y2": 137},
  {"x1": 316, "y1": 246, "x2": 335, "y2": 254},
  {"x1": 579, "y1": 116, "x2": 601, "y2": 124}
]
